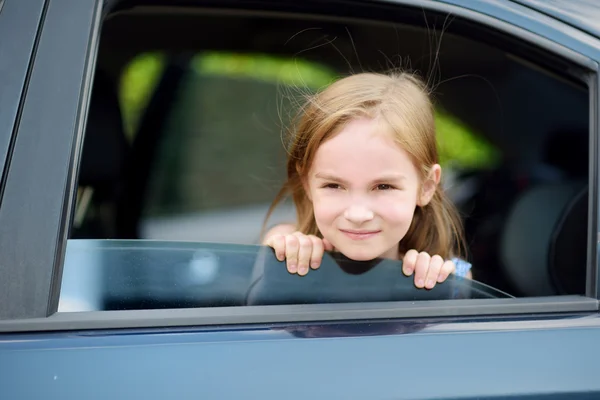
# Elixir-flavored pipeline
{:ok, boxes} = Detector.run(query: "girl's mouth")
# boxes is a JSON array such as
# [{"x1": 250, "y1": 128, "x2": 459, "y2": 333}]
[{"x1": 339, "y1": 229, "x2": 381, "y2": 240}]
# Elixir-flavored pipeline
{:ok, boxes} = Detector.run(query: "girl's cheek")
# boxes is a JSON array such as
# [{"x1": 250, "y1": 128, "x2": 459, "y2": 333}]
[
  {"x1": 312, "y1": 190, "x2": 343, "y2": 205},
  {"x1": 374, "y1": 194, "x2": 416, "y2": 220},
  {"x1": 313, "y1": 199, "x2": 342, "y2": 218},
  {"x1": 313, "y1": 194, "x2": 347, "y2": 222}
]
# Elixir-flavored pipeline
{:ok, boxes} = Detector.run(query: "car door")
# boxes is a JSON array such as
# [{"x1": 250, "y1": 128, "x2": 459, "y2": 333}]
[{"x1": 1, "y1": 1, "x2": 600, "y2": 399}]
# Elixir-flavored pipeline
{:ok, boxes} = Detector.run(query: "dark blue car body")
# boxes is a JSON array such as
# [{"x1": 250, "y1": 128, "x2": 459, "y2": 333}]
[{"x1": 1, "y1": 1, "x2": 600, "y2": 398}]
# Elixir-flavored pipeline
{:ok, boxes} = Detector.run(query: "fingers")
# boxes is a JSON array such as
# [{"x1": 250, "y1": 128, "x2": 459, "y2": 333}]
[
  {"x1": 296, "y1": 233, "x2": 327, "y2": 275},
  {"x1": 424, "y1": 255, "x2": 444, "y2": 289},
  {"x1": 294, "y1": 233, "x2": 314, "y2": 276},
  {"x1": 402, "y1": 249, "x2": 419, "y2": 276},
  {"x1": 284, "y1": 234, "x2": 300, "y2": 274},
  {"x1": 308, "y1": 236, "x2": 325, "y2": 271},
  {"x1": 403, "y1": 250, "x2": 457, "y2": 289},
  {"x1": 437, "y1": 260, "x2": 456, "y2": 283},
  {"x1": 265, "y1": 234, "x2": 286, "y2": 261},
  {"x1": 265, "y1": 232, "x2": 329, "y2": 276},
  {"x1": 413, "y1": 252, "x2": 431, "y2": 289}
]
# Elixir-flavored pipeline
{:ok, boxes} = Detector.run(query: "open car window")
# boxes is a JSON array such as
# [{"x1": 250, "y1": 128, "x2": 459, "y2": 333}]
[
  {"x1": 1, "y1": 0, "x2": 598, "y2": 328},
  {"x1": 67, "y1": 1, "x2": 592, "y2": 307},
  {"x1": 68, "y1": 2, "x2": 592, "y2": 306},
  {"x1": 122, "y1": 51, "x2": 499, "y2": 245}
]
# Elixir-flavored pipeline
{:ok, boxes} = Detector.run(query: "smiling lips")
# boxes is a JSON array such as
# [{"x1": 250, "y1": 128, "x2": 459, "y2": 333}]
[{"x1": 339, "y1": 229, "x2": 381, "y2": 240}]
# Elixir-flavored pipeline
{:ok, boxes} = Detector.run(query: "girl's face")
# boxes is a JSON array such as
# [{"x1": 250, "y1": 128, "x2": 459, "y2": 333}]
[{"x1": 305, "y1": 117, "x2": 439, "y2": 261}]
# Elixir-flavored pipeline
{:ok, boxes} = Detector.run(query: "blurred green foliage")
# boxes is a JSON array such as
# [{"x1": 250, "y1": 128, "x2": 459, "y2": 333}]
[
  {"x1": 119, "y1": 51, "x2": 499, "y2": 170},
  {"x1": 193, "y1": 52, "x2": 337, "y2": 90},
  {"x1": 435, "y1": 108, "x2": 500, "y2": 167},
  {"x1": 120, "y1": 52, "x2": 166, "y2": 141}
]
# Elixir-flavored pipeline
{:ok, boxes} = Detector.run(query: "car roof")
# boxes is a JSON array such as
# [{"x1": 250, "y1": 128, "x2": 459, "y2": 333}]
[{"x1": 512, "y1": 0, "x2": 600, "y2": 39}]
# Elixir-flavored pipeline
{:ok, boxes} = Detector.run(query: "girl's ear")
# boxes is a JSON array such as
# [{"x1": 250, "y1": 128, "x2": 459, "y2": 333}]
[{"x1": 417, "y1": 164, "x2": 441, "y2": 207}]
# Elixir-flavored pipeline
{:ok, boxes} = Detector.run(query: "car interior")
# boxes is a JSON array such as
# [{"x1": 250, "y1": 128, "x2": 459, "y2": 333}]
[{"x1": 66, "y1": 1, "x2": 590, "y2": 309}]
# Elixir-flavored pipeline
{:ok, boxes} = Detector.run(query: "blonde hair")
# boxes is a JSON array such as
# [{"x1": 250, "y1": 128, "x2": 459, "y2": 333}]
[{"x1": 264, "y1": 71, "x2": 466, "y2": 260}]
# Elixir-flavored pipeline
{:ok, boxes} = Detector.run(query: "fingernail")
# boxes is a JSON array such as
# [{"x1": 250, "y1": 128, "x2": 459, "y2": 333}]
[
  {"x1": 298, "y1": 266, "x2": 308, "y2": 275},
  {"x1": 417, "y1": 279, "x2": 424, "y2": 288},
  {"x1": 288, "y1": 264, "x2": 297, "y2": 273},
  {"x1": 404, "y1": 268, "x2": 413, "y2": 276},
  {"x1": 311, "y1": 261, "x2": 319, "y2": 269},
  {"x1": 426, "y1": 279, "x2": 434, "y2": 289}
]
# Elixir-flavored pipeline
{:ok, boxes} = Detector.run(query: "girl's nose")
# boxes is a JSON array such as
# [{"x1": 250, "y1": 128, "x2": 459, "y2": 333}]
[{"x1": 343, "y1": 204, "x2": 375, "y2": 224}]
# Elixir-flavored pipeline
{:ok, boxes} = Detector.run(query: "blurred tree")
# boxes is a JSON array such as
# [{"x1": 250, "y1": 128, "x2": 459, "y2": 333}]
[
  {"x1": 120, "y1": 51, "x2": 499, "y2": 170},
  {"x1": 119, "y1": 52, "x2": 499, "y2": 217}
]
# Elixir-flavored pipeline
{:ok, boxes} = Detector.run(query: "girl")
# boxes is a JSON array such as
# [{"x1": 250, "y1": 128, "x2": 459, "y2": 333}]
[{"x1": 262, "y1": 71, "x2": 472, "y2": 290}]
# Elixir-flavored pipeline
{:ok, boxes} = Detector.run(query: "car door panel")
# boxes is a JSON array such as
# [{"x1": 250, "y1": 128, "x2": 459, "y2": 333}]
[{"x1": 2, "y1": 318, "x2": 600, "y2": 399}]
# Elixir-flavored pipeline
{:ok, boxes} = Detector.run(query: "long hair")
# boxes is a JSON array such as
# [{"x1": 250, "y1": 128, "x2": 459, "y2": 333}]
[{"x1": 264, "y1": 71, "x2": 466, "y2": 260}]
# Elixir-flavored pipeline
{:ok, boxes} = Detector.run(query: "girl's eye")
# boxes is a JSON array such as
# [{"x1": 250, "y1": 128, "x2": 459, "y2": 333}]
[
  {"x1": 322, "y1": 183, "x2": 341, "y2": 189},
  {"x1": 375, "y1": 184, "x2": 394, "y2": 191}
]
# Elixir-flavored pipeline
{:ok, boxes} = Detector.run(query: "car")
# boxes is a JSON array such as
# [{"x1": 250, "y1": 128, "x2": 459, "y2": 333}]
[{"x1": 1, "y1": 0, "x2": 599, "y2": 398}]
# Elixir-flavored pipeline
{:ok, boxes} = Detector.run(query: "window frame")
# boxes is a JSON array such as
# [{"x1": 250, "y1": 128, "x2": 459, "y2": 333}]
[
  {"x1": 593, "y1": 71, "x2": 600, "y2": 298},
  {"x1": 0, "y1": 0, "x2": 102, "y2": 320},
  {"x1": 0, "y1": 0, "x2": 46, "y2": 205},
  {"x1": 0, "y1": 0, "x2": 599, "y2": 330}
]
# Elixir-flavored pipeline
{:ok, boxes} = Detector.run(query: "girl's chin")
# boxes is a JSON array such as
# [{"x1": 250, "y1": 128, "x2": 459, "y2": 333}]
[{"x1": 325, "y1": 239, "x2": 399, "y2": 262}]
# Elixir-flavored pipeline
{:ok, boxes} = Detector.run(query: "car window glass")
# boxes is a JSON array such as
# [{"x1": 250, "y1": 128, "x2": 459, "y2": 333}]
[
  {"x1": 59, "y1": 239, "x2": 511, "y2": 312},
  {"x1": 66, "y1": 5, "x2": 590, "y2": 312}
]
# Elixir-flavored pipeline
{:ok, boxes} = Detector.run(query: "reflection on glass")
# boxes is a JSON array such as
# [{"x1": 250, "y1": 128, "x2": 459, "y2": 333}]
[{"x1": 59, "y1": 240, "x2": 512, "y2": 312}]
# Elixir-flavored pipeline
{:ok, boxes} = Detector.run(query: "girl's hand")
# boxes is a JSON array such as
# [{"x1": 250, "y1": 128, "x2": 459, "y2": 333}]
[
  {"x1": 402, "y1": 249, "x2": 456, "y2": 289},
  {"x1": 264, "y1": 231, "x2": 334, "y2": 276}
]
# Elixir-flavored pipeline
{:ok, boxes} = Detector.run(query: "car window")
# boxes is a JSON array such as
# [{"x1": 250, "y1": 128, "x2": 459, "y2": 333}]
[
  {"x1": 137, "y1": 52, "x2": 323, "y2": 243},
  {"x1": 59, "y1": 239, "x2": 512, "y2": 312},
  {"x1": 62, "y1": 1, "x2": 592, "y2": 315},
  {"x1": 123, "y1": 52, "x2": 499, "y2": 245}
]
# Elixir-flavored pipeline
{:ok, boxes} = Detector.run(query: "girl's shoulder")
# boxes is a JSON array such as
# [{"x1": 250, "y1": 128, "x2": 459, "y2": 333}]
[{"x1": 450, "y1": 257, "x2": 472, "y2": 278}]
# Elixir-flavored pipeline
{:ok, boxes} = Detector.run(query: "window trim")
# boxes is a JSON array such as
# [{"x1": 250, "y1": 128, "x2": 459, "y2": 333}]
[
  {"x1": 0, "y1": 296, "x2": 597, "y2": 333},
  {"x1": 1, "y1": 0, "x2": 599, "y2": 326},
  {"x1": 593, "y1": 71, "x2": 600, "y2": 298},
  {"x1": 0, "y1": 0, "x2": 46, "y2": 206},
  {"x1": 0, "y1": 0, "x2": 102, "y2": 320},
  {"x1": 414, "y1": 0, "x2": 600, "y2": 64}
]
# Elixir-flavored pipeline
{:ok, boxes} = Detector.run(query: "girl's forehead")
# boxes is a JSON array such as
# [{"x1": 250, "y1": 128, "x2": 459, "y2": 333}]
[
  {"x1": 310, "y1": 118, "x2": 418, "y2": 178},
  {"x1": 314, "y1": 118, "x2": 410, "y2": 164}
]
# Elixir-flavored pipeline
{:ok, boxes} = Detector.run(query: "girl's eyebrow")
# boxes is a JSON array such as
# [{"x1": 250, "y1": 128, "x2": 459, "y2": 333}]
[
  {"x1": 314, "y1": 172, "x2": 407, "y2": 184},
  {"x1": 371, "y1": 174, "x2": 407, "y2": 183},
  {"x1": 314, "y1": 172, "x2": 349, "y2": 185}
]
